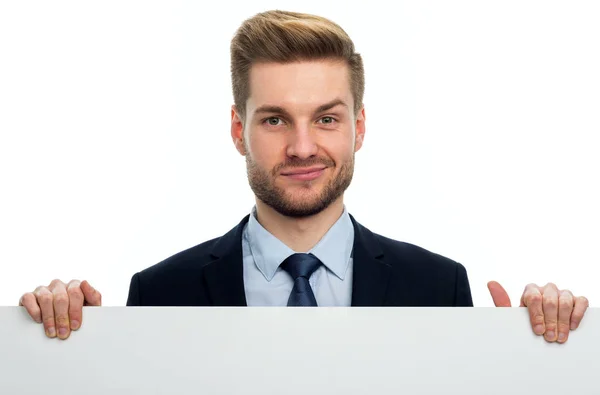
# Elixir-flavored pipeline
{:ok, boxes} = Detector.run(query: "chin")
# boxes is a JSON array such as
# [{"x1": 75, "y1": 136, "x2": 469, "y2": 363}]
[
  {"x1": 274, "y1": 194, "x2": 330, "y2": 217},
  {"x1": 283, "y1": 187, "x2": 323, "y2": 201},
  {"x1": 273, "y1": 202, "x2": 330, "y2": 218}
]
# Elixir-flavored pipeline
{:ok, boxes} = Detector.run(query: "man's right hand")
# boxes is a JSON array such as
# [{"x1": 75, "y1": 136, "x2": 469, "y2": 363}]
[{"x1": 19, "y1": 279, "x2": 102, "y2": 340}]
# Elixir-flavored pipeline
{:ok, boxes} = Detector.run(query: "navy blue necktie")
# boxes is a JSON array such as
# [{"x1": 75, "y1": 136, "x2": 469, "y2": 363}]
[{"x1": 280, "y1": 253, "x2": 322, "y2": 306}]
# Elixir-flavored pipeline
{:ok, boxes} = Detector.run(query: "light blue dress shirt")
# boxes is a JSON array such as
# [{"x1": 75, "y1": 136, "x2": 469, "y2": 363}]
[{"x1": 242, "y1": 206, "x2": 355, "y2": 306}]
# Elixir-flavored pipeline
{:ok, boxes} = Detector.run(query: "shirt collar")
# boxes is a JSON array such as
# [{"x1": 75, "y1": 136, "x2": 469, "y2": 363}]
[{"x1": 246, "y1": 206, "x2": 354, "y2": 281}]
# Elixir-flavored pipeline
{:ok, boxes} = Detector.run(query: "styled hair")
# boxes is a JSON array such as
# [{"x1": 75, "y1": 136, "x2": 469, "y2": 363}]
[{"x1": 230, "y1": 10, "x2": 365, "y2": 122}]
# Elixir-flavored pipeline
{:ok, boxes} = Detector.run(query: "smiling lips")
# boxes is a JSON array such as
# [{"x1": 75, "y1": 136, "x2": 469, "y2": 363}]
[{"x1": 280, "y1": 166, "x2": 326, "y2": 181}]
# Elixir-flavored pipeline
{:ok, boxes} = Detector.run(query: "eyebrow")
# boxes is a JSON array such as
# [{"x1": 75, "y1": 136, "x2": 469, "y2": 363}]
[{"x1": 253, "y1": 98, "x2": 349, "y2": 118}]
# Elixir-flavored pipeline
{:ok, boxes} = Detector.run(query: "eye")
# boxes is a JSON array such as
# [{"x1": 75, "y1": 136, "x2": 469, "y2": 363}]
[
  {"x1": 318, "y1": 116, "x2": 337, "y2": 125},
  {"x1": 264, "y1": 117, "x2": 284, "y2": 126}
]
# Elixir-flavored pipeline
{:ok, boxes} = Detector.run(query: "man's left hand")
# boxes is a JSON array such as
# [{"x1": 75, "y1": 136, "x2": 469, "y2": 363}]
[{"x1": 487, "y1": 281, "x2": 589, "y2": 343}]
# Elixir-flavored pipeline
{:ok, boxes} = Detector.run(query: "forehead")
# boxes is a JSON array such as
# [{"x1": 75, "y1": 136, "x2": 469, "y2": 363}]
[{"x1": 247, "y1": 60, "x2": 353, "y2": 113}]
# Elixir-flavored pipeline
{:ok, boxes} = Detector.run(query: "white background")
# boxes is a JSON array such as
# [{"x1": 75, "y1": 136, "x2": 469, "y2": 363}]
[{"x1": 1, "y1": 1, "x2": 598, "y2": 307}]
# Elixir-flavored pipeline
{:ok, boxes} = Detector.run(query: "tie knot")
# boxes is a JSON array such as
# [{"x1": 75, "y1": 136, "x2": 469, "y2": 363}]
[{"x1": 280, "y1": 253, "x2": 322, "y2": 280}]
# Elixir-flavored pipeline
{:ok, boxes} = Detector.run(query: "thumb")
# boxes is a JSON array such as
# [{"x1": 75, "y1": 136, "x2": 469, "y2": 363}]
[
  {"x1": 81, "y1": 280, "x2": 102, "y2": 306},
  {"x1": 487, "y1": 281, "x2": 512, "y2": 307}
]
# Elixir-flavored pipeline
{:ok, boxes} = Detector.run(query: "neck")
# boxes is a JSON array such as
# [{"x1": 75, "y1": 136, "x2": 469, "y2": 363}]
[{"x1": 254, "y1": 197, "x2": 345, "y2": 252}]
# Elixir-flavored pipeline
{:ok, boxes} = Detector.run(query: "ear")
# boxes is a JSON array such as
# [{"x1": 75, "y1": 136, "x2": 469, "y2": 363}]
[
  {"x1": 231, "y1": 105, "x2": 246, "y2": 156},
  {"x1": 354, "y1": 106, "x2": 366, "y2": 152}
]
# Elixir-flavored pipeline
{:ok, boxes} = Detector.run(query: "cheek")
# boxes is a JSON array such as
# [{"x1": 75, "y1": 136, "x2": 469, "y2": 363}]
[
  {"x1": 247, "y1": 133, "x2": 284, "y2": 167},
  {"x1": 323, "y1": 134, "x2": 355, "y2": 162}
]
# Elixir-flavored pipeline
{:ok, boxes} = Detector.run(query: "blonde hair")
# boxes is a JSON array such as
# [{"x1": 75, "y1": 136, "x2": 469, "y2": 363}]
[{"x1": 230, "y1": 10, "x2": 365, "y2": 122}]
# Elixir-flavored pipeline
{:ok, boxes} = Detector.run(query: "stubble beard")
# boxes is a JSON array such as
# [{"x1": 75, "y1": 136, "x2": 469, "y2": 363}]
[{"x1": 246, "y1": 153, "x2": 354, "y2": 218}]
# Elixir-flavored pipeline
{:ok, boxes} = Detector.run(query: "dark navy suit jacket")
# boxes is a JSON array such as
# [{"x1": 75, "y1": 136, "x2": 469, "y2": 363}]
[{"x1": 126, "y1": 215, "x2": 474, "y2": 307}]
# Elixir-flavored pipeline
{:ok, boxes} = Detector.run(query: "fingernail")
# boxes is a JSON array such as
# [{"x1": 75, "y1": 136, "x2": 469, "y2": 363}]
[
  {"x1": 47, "y1": 327, "x2": 56, "y2": 337},
  {"x1": 558, "y1": 332, "x2": 566, "y2": 342},
  {"x1": 546, "y1": 331, "x2": 555, "y2": 340},
  {"x1": 58, "y1": 328, "x2": 68, "y2": 338},
  {"x1": 570, "y1": 322, "x2": 577, "y2": 330},
  {"x1": 534, "y1": 324, "x2": 544, "y2": 335},
  {"x1": 71, "y1": 320, "x2": 80, "y2": 330}
]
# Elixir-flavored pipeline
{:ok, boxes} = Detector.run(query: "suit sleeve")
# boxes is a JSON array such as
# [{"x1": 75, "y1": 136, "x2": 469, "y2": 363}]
[
  {"x1": 454, "y1": 263, "x2": 474, "y2": 306},
  {"x1": 126, "y1": 272, "x2": 141, "y2": 306}
]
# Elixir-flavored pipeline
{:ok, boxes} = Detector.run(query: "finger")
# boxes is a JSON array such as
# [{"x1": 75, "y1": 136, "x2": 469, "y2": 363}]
[
  {"x1": 50, "y1": 280, "x2": 71, "y2": 340},
  {"x1": 34, "y1": 286, "x2": 56, "y2": 338},
  {"x1": 542, "y1": 283, "x2": 560, "y2": 342},
  {"x1": 487, "y1": 281, "x2": 512, "y2": 307},
  {"x1": 557, "y1": 290, "x2": 574, "y2": 343},
  {"x1": 570, "y1": 296, "x2": 590, "y2": 330},
  {"x1": 522, "y1": 284, "x2": 544, "y2": 335},
  {"x1": 19, "y1": 293, "x2": 42, "y2": 323},
  {"x1": 81, "y1": 280, "x2": 102, "y2": 306},
  {"x1": 67, "y1": 280, "x2": 83, "y2": 330}
]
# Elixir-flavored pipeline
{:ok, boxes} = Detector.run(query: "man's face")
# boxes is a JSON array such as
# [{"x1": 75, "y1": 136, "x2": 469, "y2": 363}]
[{"x1": 231, "y1": 59, "x2": 365, "y2": 218}]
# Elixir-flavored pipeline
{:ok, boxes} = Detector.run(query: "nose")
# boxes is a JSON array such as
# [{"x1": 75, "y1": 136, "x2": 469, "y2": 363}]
[{"x1": 286, "y1": 124, "x2": 319, "y2": 159}]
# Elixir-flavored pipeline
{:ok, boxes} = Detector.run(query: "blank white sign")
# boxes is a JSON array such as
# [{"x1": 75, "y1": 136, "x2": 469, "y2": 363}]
[{"x1": 1, "y1": 307, "x2": 598, "y2": 394}]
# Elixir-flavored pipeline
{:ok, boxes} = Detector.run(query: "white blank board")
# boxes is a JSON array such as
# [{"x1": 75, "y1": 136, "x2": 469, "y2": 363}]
[{"x1": 1, "y1": 307, "x2": 598, "y2": 394}]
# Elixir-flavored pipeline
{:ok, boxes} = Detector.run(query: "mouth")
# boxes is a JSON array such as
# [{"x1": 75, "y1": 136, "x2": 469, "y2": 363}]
[{"x1": 280, "y1": 166, "x2": 327, "y2": 181}]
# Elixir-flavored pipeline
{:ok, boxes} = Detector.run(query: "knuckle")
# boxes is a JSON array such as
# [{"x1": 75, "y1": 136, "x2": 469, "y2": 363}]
[
  {"x1": 49, "y1": 279, "x2": 64, "y2": 287},
  {"x1": 524, "y1": 283, "x2": 539, "y2": 294},
  {"x1": 35, "y1": 287, "x2": 51, "y2": 296},
  {"x1": 69, "y1": 307, "x2": 82, "y2": 317},
  {"x1": 37, "y1": 292, "x2": 53, "y2": 305},
  {"x1": 67, "y1": 288, "x2": 84, "y2": 302},
  {"x1": 55, "y1": 315, "x2": 69, "y2": 327},
  {"x1": 543, "y1": 297, "x2": 557, "y2": 310},
  {"x1": 528, "y1": 293, "x2": 542, "y2": 304},
  {"x1": 531, "y1": 314, "x2": 545, "y2": 325},
  {"x1": 53, "y1": 294, "x2": 69, "y2": 307},
  {"x1": 21, "y1": 293, "x2": 36, "y2": 305},
  {"x1": 559, "y1": 298, "x2": 573, "y2": 309},
  {"x1": 579, "y1": 296, "x2": 589, "y2": 306}
]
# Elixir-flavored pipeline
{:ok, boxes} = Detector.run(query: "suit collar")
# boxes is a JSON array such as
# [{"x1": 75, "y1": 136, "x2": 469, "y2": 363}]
[
  {"x1": 247, "y1": 206, "x2": 354, "y2": 282},
  {"x1": 203, "y1": 213, "x2": 393, "y2": 307},
  {"x1": 202, "y1": 215, "x2": 250, "y2": 306},
  {"x1": 348, "y1": 214, "x2": 393, "y2": 306}
]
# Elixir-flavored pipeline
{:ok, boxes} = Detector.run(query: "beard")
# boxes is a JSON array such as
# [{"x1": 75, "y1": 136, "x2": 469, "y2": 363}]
[{"x1": 246, "y1": 153, "x2": 354, "y2": 218}]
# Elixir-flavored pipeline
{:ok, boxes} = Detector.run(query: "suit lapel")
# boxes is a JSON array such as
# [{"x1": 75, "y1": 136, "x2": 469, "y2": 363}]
[
  {"x1": 202, "y1": 216, "x2": 250, "y2": 306},
  {"x1": 202, "y1": 214, "x2": 395, "y2": 307},
  {"x1": 349, "y1": 215, "x2": 393, "y2": 306}
]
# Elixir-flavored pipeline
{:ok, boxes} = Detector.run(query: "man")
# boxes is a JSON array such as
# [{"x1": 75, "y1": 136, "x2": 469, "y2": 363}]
[{"x1": 19, "y1": 10, "x2": 589, "y2": 342}]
